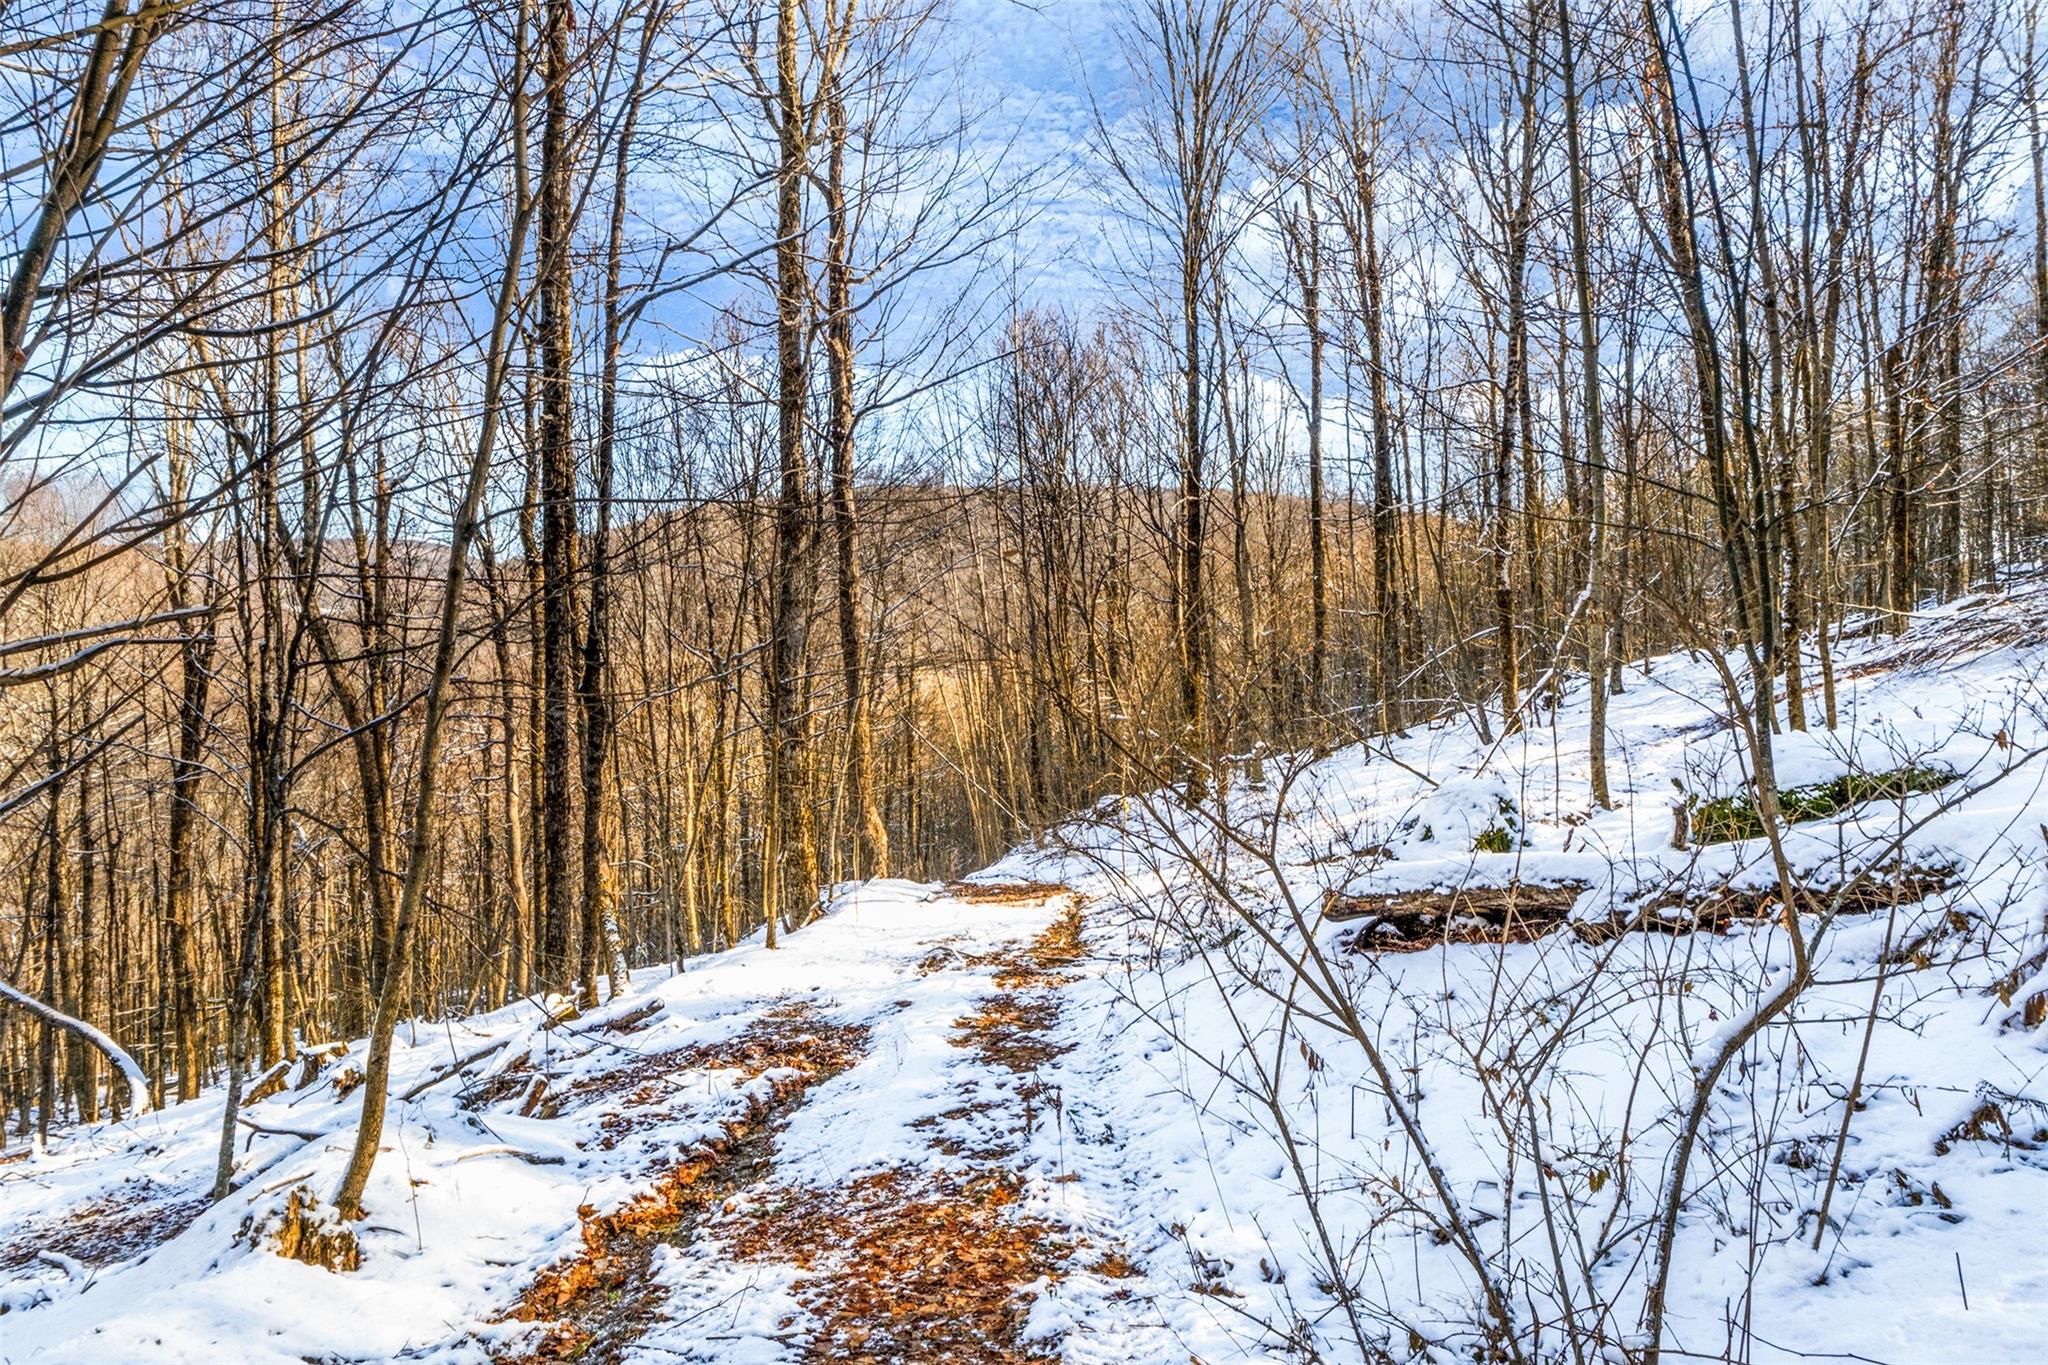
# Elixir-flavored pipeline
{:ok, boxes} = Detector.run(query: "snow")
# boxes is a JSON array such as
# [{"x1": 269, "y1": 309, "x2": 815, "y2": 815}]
[{"x1": 5, "y1": 584, "x2": 2047, "y2": 1363}]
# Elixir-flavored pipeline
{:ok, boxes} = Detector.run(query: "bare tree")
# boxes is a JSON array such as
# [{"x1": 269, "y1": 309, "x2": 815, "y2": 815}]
[{"x1": 1101, "y1": 0, "x2": 1279, "y2": 791}]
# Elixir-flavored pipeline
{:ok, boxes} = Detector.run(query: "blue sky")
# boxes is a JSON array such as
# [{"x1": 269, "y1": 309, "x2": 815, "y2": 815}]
[{"x1": 950, "y1": 0, "x2": 1124, "y2": 298}]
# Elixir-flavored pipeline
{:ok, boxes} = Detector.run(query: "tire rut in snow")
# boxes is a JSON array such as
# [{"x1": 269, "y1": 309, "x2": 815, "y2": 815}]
[{"x1": 498, "y1": 1001, "x2": 870, "y2": 1364}]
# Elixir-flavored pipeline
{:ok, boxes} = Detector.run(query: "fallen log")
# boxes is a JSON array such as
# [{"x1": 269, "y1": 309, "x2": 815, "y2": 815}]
[
  {"x1": 236, "y1": 1115, "x2": 331, "y2": 1143},
  {"x1": 1610, "y1": 863, "x2": 1960, "y2": 940},
  {"x1": 1326, "y1": 863, "x2": 1961, "y2": 954},
  {"x1": 570, "y1": 997, "x2": 663, "y2": 1036},
  {"x1": 1322, "y1": 882, "x2": 1587, "y2": 949},
  {"x1": 398, "y1": 1037, "x2": 511, "y2": 1102}
]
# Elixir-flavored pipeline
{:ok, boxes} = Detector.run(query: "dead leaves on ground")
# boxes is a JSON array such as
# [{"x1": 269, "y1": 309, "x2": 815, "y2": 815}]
[
  {"x1": 566, "y1": 998, "x2": 868, "y2": 1115},
  {"x1": 956, "y1": 994, "x2": 1069, "y2": 1077},
  {"x1": 501, "y1": 1003, "x2": 872, "y2": 1364},
  {"x1": 719, "y1": 895, "x2": 1090, "y2": 1364},
  {"x1": 0, "y1": 1180, "x2": 210, "y2": 1279},
  {"x1": 956, "y1": 900, "x2": 1086, "y2": 1110},
  {"x1": 945, "y1": 880, "x2": 1075, "y2": 907},
  {"x1": 722, "y1": 1167, "x2": 1067, "y2": 1364},
  {"x1": 506, "y1": 888, "x2": 1105, "y2": 1365}
]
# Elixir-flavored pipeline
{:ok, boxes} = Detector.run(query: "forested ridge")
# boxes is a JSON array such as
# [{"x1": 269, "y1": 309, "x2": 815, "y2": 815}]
[{"x1": 4, "y1": 2, "x2": 2048, "y2": 1349}]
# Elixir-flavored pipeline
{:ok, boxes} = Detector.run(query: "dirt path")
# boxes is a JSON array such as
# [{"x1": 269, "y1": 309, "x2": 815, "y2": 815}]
[
  {"x1": 0, "y1": 878, "x2": 1184, "y2": 1364},
  {"x1": 502, "y1": 1002, "x2": 873, "y2": 1363},
  {"x1": 502, "y1": 883, "x2": 1124, "y2": 1364}
]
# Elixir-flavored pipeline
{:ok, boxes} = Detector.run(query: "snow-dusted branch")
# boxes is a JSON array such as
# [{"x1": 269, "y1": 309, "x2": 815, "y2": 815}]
[{"x1": 0, "y1": 975, "x2": 150, "y2": 1117}]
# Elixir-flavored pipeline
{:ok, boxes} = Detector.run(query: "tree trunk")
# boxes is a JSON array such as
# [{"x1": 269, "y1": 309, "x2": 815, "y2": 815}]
[
  {"x1": 1558, "y1": 0, "x2": 1610, "y2": 806},
  {"x1": 823, "y1": 11, "x2": 887, "y2": 879},
  {"x1": 1297, "y1": 194, "x2": 1327, "y2": 712},
  {"x1": 162, "y1": 404, "x2": 212, "y2": 1101},
  {"x1": 578, "y1": 1, "x2": 657, "y2": 1006},
  {"x1": 1492, "y1": 49, "x2": 1539, "y2": 736},
  {"x1": 328, "y1": 60, "x2": 539, "y2": 1219},
  {"x1": 765, "y1": 0, "x2": 816, "y2": 943},
  {"x1": 537, "y1": 0, "x2": 580, "y2": 993},
  {"x1": 1178, "y1": 236, "x2": 1211, "y2": 791}
]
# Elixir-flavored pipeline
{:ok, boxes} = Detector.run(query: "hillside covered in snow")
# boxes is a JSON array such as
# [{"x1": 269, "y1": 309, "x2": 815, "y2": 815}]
[{"x1": 5, "y1": 585, "x2": 2047, "y2": 1364}]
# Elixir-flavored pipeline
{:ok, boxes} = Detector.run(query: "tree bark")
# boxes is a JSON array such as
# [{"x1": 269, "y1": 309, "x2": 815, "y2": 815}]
[
  {"x1": 822, "y1": 3, "x2": 887, "y2": 879},
  {"x1": 1558, "y1": 0, "x2": 1611, "y2": 806},
  {"x1": 766, "y1": 0, "x2": 817, "y2": 943},
  {"x1": 537, "y1": 0, "x2": 581, "y2": 992}
]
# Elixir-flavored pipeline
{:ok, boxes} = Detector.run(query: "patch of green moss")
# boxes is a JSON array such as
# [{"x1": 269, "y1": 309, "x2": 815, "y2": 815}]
[
  {"x1": 1472, "y1": 826, "x2": 1515, "y2": 854},
  {"x1": 1691, "y1": 764, "x2": 1957, "y2": 845},
  {"x1": 1472, "y1": 795, "x2": 1521, "y2": 853}
]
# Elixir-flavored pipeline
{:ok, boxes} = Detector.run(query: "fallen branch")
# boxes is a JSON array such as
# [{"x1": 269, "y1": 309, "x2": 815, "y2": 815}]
[
  {"x1": 0, "y1": 974, "x2": 149, "y2": 1115},
  {"x1": 236, "y1": 1116, "x2": 331, "y2": 1142},
  {"x1": 452, "y1": 1144, "x2": 566, "y2": 1166},
  {"x1": 584, "y1": 997, "x2": 664, "y2": 1034},
  {"x1": 37, "y1": 1249, "x2": 89, "y2": 1281},
  {"x1": 398, "y1": 1037, "x2": 511, "y2": 1102},
  {"x1": 251, "y1": 1170, "x2": 318, "y2": 1201}
]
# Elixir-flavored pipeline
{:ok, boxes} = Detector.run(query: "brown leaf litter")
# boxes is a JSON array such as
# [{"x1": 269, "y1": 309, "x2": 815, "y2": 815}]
[
  {"x1": 711, "y1": 891, "x2": 1096, "y2": 1364},
  {"x1": 0, "y1": 1179, "x2": 210, "y2": 1278},
  {"x1": 721, "y1": 1165, "x2": 1069, "y2": 1363},
  {"x1": 500, "y1": 1002, "x2": 872, "y2": 1364},
  {"x1": 503, "y1": 888, "x2": 1112, "y2": 1364}
]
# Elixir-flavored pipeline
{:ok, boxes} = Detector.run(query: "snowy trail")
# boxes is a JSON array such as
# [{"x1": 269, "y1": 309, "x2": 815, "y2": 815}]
[
  {"x1": 623, "y1": 881, "x2": 1090, "y2": 1362},
  {"x1": 1, "y1": 878, "x2": 1221, "y2": 1364},
  {"x1": 621, "y1": 881, "x2": 1223, "y2": 1364}
]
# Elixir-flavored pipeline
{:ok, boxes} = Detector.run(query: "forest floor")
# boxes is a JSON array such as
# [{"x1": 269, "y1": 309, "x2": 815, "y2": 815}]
[
  {"x1": 6, "y1": 584, "x2": 2048, "y2": 1363},
  {"x1": 0, "y1": 878, "x2": 1221, "y2": 1363}
]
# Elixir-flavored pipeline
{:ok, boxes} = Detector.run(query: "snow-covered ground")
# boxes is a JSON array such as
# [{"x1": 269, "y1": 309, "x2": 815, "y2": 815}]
[
  {"x1": 1, "y1": 883, "x2": 1077, "y2": 1362},
  {"x1": 5, "y1": 584, "x2": 2046, "y2": 1364}
]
